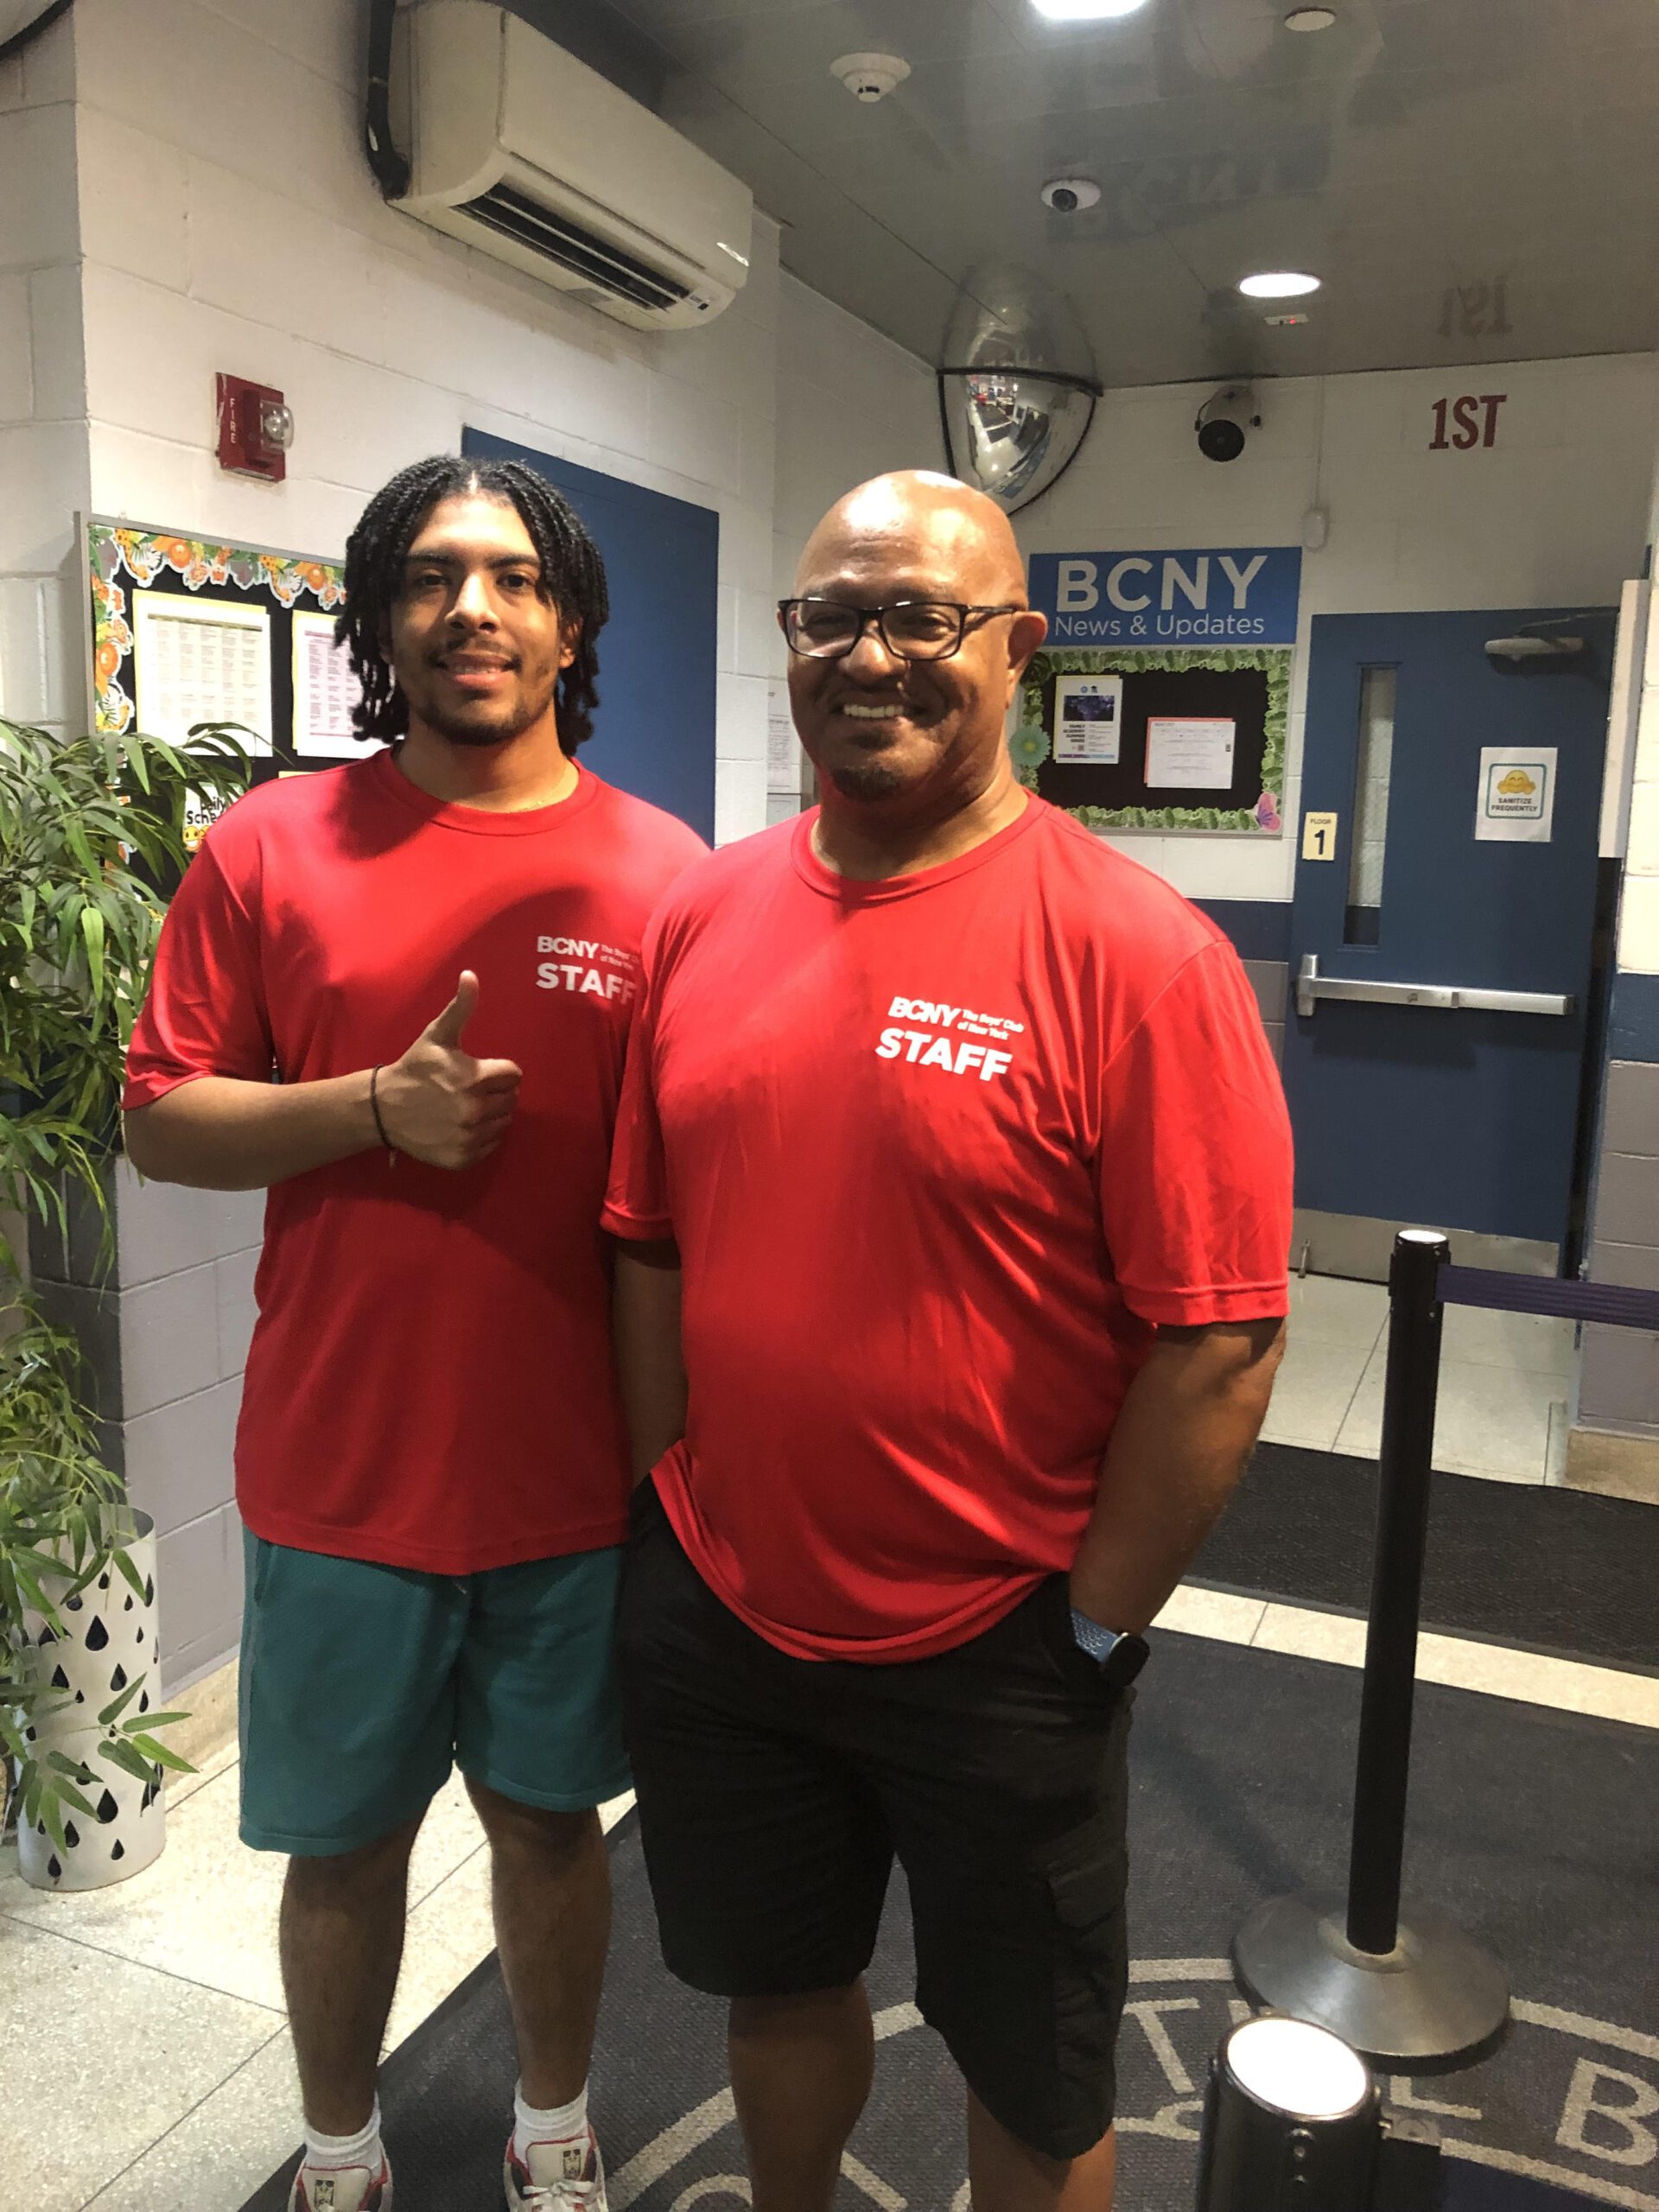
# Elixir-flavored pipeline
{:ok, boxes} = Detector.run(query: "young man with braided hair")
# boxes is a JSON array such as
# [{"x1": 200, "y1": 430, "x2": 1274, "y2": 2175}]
[{"x1": 124, "y1": 454, "x2": 705, "y2": 2211}]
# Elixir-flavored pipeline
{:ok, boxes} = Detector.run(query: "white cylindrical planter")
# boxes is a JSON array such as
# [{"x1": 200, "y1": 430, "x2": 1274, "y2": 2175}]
[{"x1": 18, "y1": 1509, "x2": 167, "y2": 1891}]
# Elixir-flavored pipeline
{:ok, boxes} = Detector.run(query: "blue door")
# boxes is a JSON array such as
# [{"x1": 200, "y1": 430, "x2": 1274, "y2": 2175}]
[
  {"x1": 462, "y1": 427, "x2": 718, "y2": 843},
  {"x1": 1284, "y1": 609, "x2": 1612, "y2": 1279}
]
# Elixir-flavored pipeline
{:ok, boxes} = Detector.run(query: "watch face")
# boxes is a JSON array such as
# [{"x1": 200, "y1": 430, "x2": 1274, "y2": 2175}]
[{"x1": 1104, "y1": 1634, "x2": 1150, "y2": 1688}]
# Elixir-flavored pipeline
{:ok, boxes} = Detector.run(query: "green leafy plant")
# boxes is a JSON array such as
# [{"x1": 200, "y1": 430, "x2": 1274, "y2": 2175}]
[{"x1": 1, "y1": 717, "x2": 248, "y2": 1845}]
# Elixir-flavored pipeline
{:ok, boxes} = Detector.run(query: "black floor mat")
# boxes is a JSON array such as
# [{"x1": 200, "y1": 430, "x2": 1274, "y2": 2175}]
[
  {"x1": 242, "y1": 1636, "x2": 1656, "y2": 2212},
  {"x1": 1191, "y1": 1442, "x2": 1659, "y2": 1674}
]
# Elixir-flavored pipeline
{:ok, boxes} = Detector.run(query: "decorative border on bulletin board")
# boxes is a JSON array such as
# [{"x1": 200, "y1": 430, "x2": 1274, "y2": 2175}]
[
  {"x1": 1013, "y1": 645, "x2": 1289, "y2": 834},
  {"x1": 87, "y1": 520, "x2": 344, "y2": 736}
]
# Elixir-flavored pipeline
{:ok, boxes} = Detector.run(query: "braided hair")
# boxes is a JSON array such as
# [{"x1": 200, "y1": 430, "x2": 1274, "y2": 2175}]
[{"x1": 335, "y1": 454, "x2": 610, "y2": 748}]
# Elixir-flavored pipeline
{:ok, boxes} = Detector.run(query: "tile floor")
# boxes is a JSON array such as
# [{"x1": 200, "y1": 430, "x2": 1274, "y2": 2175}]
[
  {"x1": 0, "y1": 1276, "x2": 1634, "y2": 2211},
  {"x1": 1261, "y1": 1273, "x2": 1576, "y2": 1481},
  {"x1": 1, "y1": 1751, "x2": 635, "y2": 2212},
  {"x1": 10, "y1": 1611, "x2": 1656, "y2": 2210}
]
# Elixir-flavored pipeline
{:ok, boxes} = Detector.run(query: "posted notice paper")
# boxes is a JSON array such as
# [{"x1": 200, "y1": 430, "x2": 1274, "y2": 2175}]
[
  {"x1": 1145, "y1": 715, "x2": 1236, "y2": 790},
  {"x1": 132, "y1": 591, "x2": 272, "y2": 753},
  {"x1": 1053, "y1": 673, "x2": 1124, "y2": 765},
  {"x1": 292, "y1": 610, "x2": 363, "y2": 759},
  {"x1": 767, "y1": 680, "x2": 803, "y2": 795}
]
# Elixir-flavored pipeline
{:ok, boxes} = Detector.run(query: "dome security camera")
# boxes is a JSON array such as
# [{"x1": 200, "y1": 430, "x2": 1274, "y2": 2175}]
[
  {"x1": 1195, "y1": 385, "x2": 1260, "y2": 462},
  {"x1": 1041, "y1": 177, "x2": 1102, "y2": 213}
]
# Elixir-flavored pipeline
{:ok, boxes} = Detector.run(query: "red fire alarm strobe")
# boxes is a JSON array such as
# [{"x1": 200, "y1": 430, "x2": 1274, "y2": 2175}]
[{"x1": 216, "y1": 372, "x2": 294, "y2": 481}]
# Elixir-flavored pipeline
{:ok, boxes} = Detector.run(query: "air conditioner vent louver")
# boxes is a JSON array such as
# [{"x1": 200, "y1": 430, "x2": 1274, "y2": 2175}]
[
  {"x1": 392, "y1": 3, "x2": 751, "y2": 333},
  {"x1": 461, "y1": 182, "x2": 693, "y2": 314}
]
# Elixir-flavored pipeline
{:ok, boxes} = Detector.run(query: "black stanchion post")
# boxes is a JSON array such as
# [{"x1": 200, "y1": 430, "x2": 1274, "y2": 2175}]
[
  {"x1": 1347, "y1": 1230, "x2": 1444, "y2": 1956},
  {"x1": 1231, "y1": 1231, "x2": 1510, "y2": 2068}
]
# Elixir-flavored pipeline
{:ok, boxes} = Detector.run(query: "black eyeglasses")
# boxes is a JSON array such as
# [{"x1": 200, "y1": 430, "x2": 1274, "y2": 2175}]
[{"x1": 778, "y1": 597, "x2": 1023, "y2": 663}]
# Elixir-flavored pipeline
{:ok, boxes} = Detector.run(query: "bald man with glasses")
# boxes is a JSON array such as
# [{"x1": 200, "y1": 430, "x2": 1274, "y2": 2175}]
[{"x1": 604, "y1": 472, "x2": 1294, "y2": 2212}]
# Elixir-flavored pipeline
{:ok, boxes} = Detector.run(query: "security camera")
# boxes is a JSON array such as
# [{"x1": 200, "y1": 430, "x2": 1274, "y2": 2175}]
[
  {"x1": 1195, "y1": 385, "x2": 1260, "y2": 462},
  {"x1": 1041, "y1": 177, "x2": 1102, "y2": 213}
]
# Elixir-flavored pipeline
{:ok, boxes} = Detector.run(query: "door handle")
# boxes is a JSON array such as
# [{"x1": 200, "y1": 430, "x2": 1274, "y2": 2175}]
[{"x1": 1294, "y1": 953, "x2": 1574, "y2": 1020}]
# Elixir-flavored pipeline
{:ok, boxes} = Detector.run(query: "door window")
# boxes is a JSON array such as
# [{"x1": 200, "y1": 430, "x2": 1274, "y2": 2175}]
[{"x1": 1344, "y1": 665, "x2": 1396, "y2": 947}]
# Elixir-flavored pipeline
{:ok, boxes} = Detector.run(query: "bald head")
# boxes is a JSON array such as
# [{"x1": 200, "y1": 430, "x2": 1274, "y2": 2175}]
[
  {"x1": 796, "y1": 471, "x2": 1027, "y2": 605},
  {"x1": 782, "y1": 468, "x2": 1047, "y2": 824}
]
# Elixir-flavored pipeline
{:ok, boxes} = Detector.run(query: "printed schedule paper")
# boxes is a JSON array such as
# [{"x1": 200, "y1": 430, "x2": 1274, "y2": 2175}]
[
  {"x1": 132, "y1": 591, "x2": 273, "y2": 753},
  {"x1": 767, "y1": 680, "x2": 802, "y2": 794},
  {"x1": 292, "y1": 610, "x2": 362, "y2": 758},
  {"x1": 1145, "y1": 715, "x2": 1236, "y2": 790}
]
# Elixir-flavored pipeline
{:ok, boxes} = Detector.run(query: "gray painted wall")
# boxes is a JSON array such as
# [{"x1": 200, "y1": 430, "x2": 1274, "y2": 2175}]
[
  {"x1": 33, "y1": 1168, "x2": 263, "y2": 1692},
  {"x1": 1241, "y1": 958, "x2": 1287, "y2": 1065},
  {"x1": 1581, "y1": 1058, "x2": 1659, "y2": 1439}
]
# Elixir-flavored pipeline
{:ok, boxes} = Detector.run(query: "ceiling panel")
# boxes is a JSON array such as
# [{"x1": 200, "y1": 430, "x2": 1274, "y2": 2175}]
[
  {"x1": 607, "y1": 0, "x2": 1659, "y2": 383},
  {"x1": 632, "y1": 0, "x2": 1027, "y2": 86}
]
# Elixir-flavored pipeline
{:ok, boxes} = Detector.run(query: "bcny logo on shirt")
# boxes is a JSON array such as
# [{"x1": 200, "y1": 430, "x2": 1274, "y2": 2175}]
[
  {"x1": 875, "y1": 995, "x2": 1021, "y2": 1081},
  {"x1": 535, "y1": 935, "x2": 639, "y2": 1005}
]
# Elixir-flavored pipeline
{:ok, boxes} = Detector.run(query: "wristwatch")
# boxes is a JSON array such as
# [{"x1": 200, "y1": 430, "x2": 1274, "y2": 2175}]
[{"x1": 1069, "y1": 1609, "x2": 1151, "y2": 1688}]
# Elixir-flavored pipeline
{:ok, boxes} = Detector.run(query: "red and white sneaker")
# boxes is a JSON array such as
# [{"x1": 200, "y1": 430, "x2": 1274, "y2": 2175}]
[
  {"x1": 504, "y1": 2123, "x2": 607, "y2": 2209},
  {"x1": 288, "y1": 2151, "x2": 392, "y2": 2210}
]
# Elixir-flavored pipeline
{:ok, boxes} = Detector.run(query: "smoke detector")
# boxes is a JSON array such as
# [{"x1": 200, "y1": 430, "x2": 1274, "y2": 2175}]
[{"x1": 830, "y1": 51, "x2": 911, "y2": 102}]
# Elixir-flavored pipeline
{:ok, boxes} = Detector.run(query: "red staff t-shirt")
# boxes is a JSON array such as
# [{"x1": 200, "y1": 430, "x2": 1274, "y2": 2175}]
[
  {"x1": 124, "y1": 749, "x2": 705, "y2": 1573},
  {"x1": 603, "y1": 797, "x2": 1293, "y2": 1661}
]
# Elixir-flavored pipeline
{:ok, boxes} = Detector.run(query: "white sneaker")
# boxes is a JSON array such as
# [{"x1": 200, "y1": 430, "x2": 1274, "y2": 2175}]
[
  {"x1": 288, "y1": 2150, "x2": 392, "y2": 2210},
  {"x1": 504, "y1": 2123, "x2": 607, "y2": 2209}
]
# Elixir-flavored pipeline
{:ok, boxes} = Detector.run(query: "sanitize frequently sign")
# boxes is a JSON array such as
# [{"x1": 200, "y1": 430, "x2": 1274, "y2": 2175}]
[
  {"x1": 1475, "y1": 746, "x2": 1556, "y2": 843},
  {"x1": 1028, "y1": 546, "x2": 1302, "y2": 646}
]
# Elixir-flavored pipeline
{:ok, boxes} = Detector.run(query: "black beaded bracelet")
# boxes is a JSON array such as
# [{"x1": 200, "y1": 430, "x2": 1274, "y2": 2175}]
[{"x1": 368, "y1": 1065, "x2": 397, "y2": 1162}]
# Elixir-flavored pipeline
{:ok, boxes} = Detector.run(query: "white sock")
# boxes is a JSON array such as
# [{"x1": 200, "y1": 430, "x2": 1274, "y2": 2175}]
[
  {"x1": 302, "y1": 2097, "x2": 384, "y2": 2172},
  {"x1": 513, "y1": 2079, "x2": 588, "y2": 2163}
]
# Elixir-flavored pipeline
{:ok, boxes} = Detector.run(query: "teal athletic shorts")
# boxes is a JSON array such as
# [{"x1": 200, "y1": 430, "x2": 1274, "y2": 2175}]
[{"x1": 238, "y1": 1531, "x2": 631, "y2": 1856}]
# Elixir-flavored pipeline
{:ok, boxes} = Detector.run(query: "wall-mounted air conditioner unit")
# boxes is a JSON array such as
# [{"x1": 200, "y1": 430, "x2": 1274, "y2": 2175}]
[{"x1": 391, "y1": 0, "x2": 753, "y2": 334}]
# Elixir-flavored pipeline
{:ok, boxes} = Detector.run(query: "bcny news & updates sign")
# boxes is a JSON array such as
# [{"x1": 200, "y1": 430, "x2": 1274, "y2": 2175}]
[{"x1": 1028, "y1": 545, "x2": 1302, "y2": 647}]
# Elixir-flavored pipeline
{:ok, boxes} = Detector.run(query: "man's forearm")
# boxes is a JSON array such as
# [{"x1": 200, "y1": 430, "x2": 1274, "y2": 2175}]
[
  {"x1": 612, "y1": 1237, "x2": 687, "y2": 1484},
  {"x1": 123, "y1": 1072, "x2": 380, "y2": 1191},
  {"x1": 1069, "y1": 1319, "x2": 1287, "y2": 1633}
]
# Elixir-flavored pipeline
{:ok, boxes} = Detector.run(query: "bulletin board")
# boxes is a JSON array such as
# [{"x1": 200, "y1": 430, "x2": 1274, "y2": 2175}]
[
  {"x1": 1012, "y1": 645, "x2": 1290, "y2": 834},
  {"x1": 84, "y1": 517, "x2": 360, "y2": 846}
]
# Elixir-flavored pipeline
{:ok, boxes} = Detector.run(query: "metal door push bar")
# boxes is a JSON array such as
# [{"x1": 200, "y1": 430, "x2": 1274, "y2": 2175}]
[{"x1": 1294, "y1": 954, "x2": 1574, "y2": 1020}]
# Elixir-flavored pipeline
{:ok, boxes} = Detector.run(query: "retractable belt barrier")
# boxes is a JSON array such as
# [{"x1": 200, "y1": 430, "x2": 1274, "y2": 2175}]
[
  {"x1": 1438, "y1": 1266, "x2": 1659, "y2": 1330},
  {"x1": 1231, "y1": 1231, "x2": 1657, "y2": 2070}
]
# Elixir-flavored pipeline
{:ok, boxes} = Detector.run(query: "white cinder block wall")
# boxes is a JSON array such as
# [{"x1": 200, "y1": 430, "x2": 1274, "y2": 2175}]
[
  {"x1": 769, "y1": 274, "x2": 939, "y2": 805},
  {"x1": 772, "y1": 274, "x2": 938, "y2": 597},
  {"x1": 9, "y1": 0, "x2": 941, "y2": 1688},
  {"x1": 1, "y1": 13, "x2": 86, "y2": 1304},
  {"x1": 1014, "y1": 354, "x2": 1659, "y2": 907},
  {"x1": 68, "y1": 0, "x2": 779, "y2": 843},
  {"x1": 0, "y1": 10, "x2": 86, "y2": 743}
]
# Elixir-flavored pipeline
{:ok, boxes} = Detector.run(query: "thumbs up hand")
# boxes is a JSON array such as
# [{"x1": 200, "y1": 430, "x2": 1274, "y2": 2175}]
[{"x1": 374, "y1": 971, "x2": 523, "y2": 1169}]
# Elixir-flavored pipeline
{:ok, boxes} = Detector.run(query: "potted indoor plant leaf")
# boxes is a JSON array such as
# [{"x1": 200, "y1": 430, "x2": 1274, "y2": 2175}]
[{"x1": 1, "y1": 715, "x2": 248, "y2": 1880}]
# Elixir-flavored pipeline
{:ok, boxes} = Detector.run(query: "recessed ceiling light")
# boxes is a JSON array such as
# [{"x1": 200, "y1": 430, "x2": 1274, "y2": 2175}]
[
  {"x1": 1031, "y1": 0, "x2": 1153, "y2": 20},
  {"x1": 1284, "y1": 5, "x2": 1337, "y2": 27},
  {"x1": 1239, "y1": 270, "x2": 1322, "y2": 298}
]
